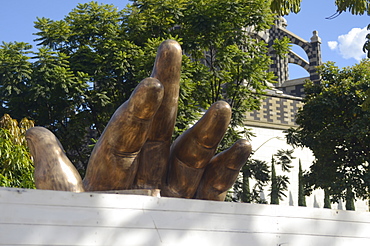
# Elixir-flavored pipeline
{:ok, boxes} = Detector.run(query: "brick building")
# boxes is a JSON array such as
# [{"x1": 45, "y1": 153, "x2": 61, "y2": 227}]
[{"x1": 245, "y1": 18, "x2": 368, "y2": 211}]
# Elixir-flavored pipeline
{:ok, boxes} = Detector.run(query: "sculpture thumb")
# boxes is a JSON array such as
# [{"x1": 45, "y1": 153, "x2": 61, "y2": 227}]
[{"x1": 26, "y1": 126, "x2": 84, "y2": 192}]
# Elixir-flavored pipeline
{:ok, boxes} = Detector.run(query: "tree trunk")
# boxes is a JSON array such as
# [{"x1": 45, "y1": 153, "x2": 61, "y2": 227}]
[
  {"x1": 324, "y1": 188, "x2": 331, "y2": 209},
  {"x1": 298, "y1": 160, "x2": 306, "y2": 206},
  {"x1": 270, "y1": 161, "x2": 279, "y2": 204},
  {"x1": 345, "y1": 187, "x2": 355, "y2": 211}
]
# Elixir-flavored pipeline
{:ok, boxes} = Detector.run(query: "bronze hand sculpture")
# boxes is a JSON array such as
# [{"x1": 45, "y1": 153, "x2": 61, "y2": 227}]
[{"x1": 25, "y1": 40, "x2": 252, "y2": 201}]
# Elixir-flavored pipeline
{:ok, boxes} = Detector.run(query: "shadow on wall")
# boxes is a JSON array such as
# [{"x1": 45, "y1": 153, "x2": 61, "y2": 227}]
[{"x1": 0, "y1": 187, "x2": 370, "y2": 246}]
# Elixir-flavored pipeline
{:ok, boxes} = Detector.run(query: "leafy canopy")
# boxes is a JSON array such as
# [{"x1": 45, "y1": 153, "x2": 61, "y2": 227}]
[
  {"x1": 270, "y1": 0, "x2": 370, "y2": 16},
  {"x1": 0, "y1": 114, "x2": 35, "y2": 188},
  {"x1": 1, "y1": 0, "x2": 276, "y2": 172},
  {"x1": 286, "y1": 60, "x2": 370, "y2": 201}
]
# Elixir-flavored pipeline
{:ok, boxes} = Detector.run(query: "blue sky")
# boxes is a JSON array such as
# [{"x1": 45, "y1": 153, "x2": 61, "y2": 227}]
[
  {"x1": 1, "y1": 0, "x2": 369, "y2": 79},
  {"x1": 285, "y1": 0, "x2": 370, "y2": 78}
]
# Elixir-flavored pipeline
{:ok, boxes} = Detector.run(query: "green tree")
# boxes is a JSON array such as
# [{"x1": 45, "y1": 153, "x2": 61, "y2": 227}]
[
  {"x1": 0, "y1": 42, "x2": 33, "y2": 118},
  {"x1": 0, "y1": 114, "x2": 35, "y2": 188},
  {"x1": 275, "y1": 0, "x2": 370, "y2": 109},
  {"x1": 30, "y1": 47, "x2": 90, "y2": 170},
  {"x1": 0, "y1": 1, "x2": 276, "y2": 173},
  {"x1": 271, "y1": 0, "x2": 370, "y2": 17},
  {"x1": 286, "y1": 60, "x2": 370, "y2": 203},
  {"x1": 269, "y1": 149, "x2": 294, "y2": 204},
  {"x1": 233, "y1": 149, "x2": 293, "y2": 205},
  {"x1": 345, "y1": 187, "x2": 355, "y2": 210},
  {"x1": 33, "y1": 3, "x2": 145, "y2": 133},
  {"x1": 298, "y1": 159, "x2": 306, "y2": 206},
  {"x1": 271, "y1": 0, "x2": 370, "y2": 57},
  {"x1": 270, "y1": 0, "x2": 301, "y2": 15},
  {"x1": 330, "y1": 1, "x2": 370, "y2": 58},
  {"x1": 324, "y1": 188, "x2": 331, "y2": 209},
  {"x1": 123, "y1": 0, "x2": 275, "y2": 149},
  {"x1": 11, "y1": 0, "x2": 368, "y2": 180},
  {"x1": 270, "y1": 158, "x2": 279, "y2": 204},
  {"x1": 364, "y1": 24, "x2": 370, "y2": 59},
  {"x1": 231, "y1": 150, "x2": 297, "y2": 204},
  {"x1": 237, "y1": 159, "x2": 270, "y2": 203},
  {"x1": 333, "y1": 0, "x2": 370, "y2": 15},
  {"x1": 0, "y1": 41, "x2": 91, "y2": 170},
  {"x1": 29, "y1": 47, "x2": 88, "y2": 129}
]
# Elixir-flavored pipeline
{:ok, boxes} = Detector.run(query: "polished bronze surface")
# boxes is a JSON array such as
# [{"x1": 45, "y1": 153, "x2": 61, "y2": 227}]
[
  {"x1": 133, "y1": 39, "x2": 182, "y2": 189},
  {"x1": 26, "y1": 40, "x2": 252, "y2": 201},
  {"x1": 26, "y1": 127, "x2": 84, "y2": 192},
  {"x1": 83, "y1": 77, "x2": 164, "y2": 191},
  {"x1": 161, "y1": 101, "x2": 232, "y2": 198},
  {"x1": 195, "y1": 139, "x2": 252, "y2": 201}
]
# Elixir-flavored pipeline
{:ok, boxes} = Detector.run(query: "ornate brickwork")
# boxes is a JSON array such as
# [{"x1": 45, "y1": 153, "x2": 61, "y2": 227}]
[
  {"x1": 247, "y1": 17, "x2": 322, "y2": 129},
  {"x1": 245, "y1": 18, "x2": 323, "y2": 130},
  {"x1": 246, "y1": 92, "x2": 303, "y2": 130},
  {"x1": 259, "y1": 17, "x2": 322, "y2": 97}
]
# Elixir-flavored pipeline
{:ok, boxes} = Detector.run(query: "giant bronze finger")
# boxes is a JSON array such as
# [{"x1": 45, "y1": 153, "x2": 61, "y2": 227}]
[
  {"x1": 195, "y1": 139, "x2": 252, "y2": 201},
  {"x1": 133, "y1": 40, "x2": 182, "y2": 189},
  {"x1": 162, "y1": 101, "x2": 232, "y2": 198},
  {"x1": 26, "y1": 127, "x2": 84, "y2": 192},
  {"x1": 83, "y1": 78, "x2": 164, "y2": 191}
]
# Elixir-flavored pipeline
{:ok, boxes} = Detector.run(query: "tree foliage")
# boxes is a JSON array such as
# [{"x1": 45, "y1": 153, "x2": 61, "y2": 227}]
[
  {"x1": 328, "y1": 0, "x2": 370, "y2": 58},
  {"x1": 271, "y1": 0, "x2": 370, "y2": 16},
  {"x1": 271, "y1": 0, "x2": 370, "y2": 57},
  {"x1": 235, "y1": 159, "x2": 270, "y2": 203},
  {"x1": 269, "y1": 149, "x2": 294, "y2": 204},
  {"x1": 345, "y1": 187, "x2": 355, "y2": 210},
  {"x1": 270, "y1": 0, "x2": 302, "y2": 16},
  {"x1": 123, "y1": 0, "x2": 275, "y2": 150},
  {"x1": 2, "y1": 0, "x2": 369, "y2": 192},
  {"x1": 0, "y1": 114, "x2": 35, "y2": 188},
  {"x1": 298, "y1": 159, "x2": 306, "y2": 206},
  {"x1": 334, "y1": 0, "x2": 370, "y2": 15},
  {"x1": 231, "y1": 149, "x2": 293, "y2": 204},
  {"x1": 0, "y1": 41, "x2": 91, "y2": 170},
  {"x1": 323, "y1": 188, "x2": 331, "y2": 209},
  {"x1": 286, "y1": 60, "x2": 370, "y2": 202},
  {"x1": 364, "y1": 24, "x2": 370, "y2": 59},
  {"x1": 270, "y1": 158, "x2": 279, "y2": 204},
  {"x1": 1, "y1": 1, "x2": 276, "y2": 173}
]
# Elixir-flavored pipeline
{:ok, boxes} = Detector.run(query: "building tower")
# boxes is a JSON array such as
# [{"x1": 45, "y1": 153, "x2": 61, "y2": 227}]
[{"x1": 266, "y1": 17, "x2": 322, "y2": 97}]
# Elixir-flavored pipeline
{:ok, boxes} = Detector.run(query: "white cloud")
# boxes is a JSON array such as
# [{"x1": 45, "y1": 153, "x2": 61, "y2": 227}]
[
  {"x1": 328, "y1": 27, "x2": 368, "y2": 61},
  {"x1": 328, "y1": 41, "x2": 338, "y2": 50}
]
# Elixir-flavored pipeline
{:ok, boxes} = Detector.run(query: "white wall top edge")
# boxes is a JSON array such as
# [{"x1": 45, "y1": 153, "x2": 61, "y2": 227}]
[{"x1": 1, "y1": 187, "x2": 369, "y2": 222}]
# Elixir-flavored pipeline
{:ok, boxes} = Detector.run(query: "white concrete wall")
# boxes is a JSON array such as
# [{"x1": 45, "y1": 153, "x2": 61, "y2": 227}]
[
  {"x1": 1, "y1": 187, "x2": 370, "y2": 246},
  {"x1": 248, "y1": 126, "x2": 369, "y2": 212}
]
